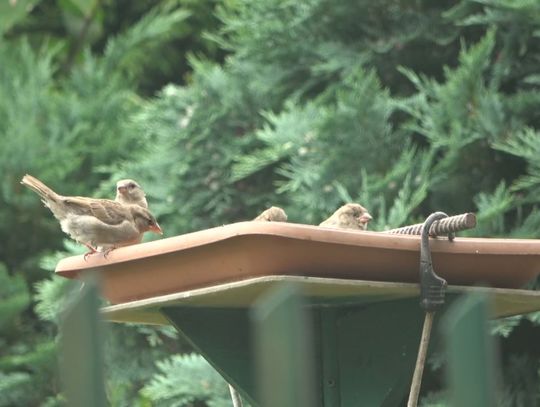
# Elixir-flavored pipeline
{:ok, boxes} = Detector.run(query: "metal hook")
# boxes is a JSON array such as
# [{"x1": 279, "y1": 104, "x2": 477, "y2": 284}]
[{"x1": 420, "y1": 212, "x2": 449, "y2": 312}]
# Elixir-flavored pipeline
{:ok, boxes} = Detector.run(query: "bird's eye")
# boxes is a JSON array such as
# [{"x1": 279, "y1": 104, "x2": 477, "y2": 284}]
[
  {"x1": 147, "y1": 219, "x2": 154, "y2": 225},
  {"x1": 128, "y1": 183, "x2": 136, "y2": 189}
]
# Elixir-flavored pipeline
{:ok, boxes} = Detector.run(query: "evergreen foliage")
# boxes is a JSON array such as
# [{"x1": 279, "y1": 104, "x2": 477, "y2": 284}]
[
  {"x1": 142, "y1": 354, "x2": 233, "y2": 407},
  {"x1": 2, "y1": 0, "x2": 540, "y2": 405}
]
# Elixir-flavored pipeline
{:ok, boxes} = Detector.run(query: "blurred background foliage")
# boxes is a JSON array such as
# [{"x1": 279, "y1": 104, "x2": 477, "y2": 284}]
[{"x1": 1, "y1": 0, "x2": 540, "y2": 405}]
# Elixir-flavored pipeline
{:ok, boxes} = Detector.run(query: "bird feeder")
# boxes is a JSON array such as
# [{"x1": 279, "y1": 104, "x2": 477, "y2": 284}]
[{"x1": 56, "y1": 221, "x2": 540, "y2": 406}]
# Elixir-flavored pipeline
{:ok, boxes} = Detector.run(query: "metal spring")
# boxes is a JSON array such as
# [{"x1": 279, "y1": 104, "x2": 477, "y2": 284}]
[{"x1": 386, "y1": 213, "x2": 476, "y2": 236}]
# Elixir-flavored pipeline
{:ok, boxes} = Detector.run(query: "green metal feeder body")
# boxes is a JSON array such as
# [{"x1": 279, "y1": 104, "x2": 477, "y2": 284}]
[{"x1": 56, "y1": 222, "x2": 540, "y2": 406}]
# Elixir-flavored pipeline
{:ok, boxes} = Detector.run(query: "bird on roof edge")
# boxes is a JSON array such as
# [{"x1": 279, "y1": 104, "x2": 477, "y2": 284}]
[
  {"x1": 20, "y1": 174, "x2": 162, "y2": 259},
  {"x1": 115, "y1": 179, "x2": 148, "y2": 208},
  {"x1": 319, "y1": 203, "x2": 372, "y2": 230},
  {"x1": 253, "y1": 206, "x2": 288, "y2": 222}
]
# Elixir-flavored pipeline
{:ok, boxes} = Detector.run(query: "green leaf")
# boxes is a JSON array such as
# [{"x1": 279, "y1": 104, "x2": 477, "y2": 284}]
[
  {"x1": 0, "y1": 0, "x2": 41, "y2": 36},
  {"x1": 0, "y1": 264, "x2": 30, "y2": 332}
]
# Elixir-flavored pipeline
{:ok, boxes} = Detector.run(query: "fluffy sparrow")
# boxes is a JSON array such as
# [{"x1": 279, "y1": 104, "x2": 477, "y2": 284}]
[
  {"x1": 319, "y1": 203, "x2": 372, "y2": 230},
  {"x1": 253, "y1": 206, "x2": 288, "y2": 222},
  {"x1": 115, "y1": 179, "x2": 148, "y2": 208},
  {"x1": 21, "y1": 174, "x2": 162, "y2": 257}
]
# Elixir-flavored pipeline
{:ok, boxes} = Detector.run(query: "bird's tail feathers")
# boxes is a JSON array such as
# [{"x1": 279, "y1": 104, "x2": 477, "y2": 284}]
[{"x1": 20, "y1": 174, "x2": 60, "y2": 205}]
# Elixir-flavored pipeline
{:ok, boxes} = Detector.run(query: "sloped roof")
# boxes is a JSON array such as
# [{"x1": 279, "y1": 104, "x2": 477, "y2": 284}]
[{"x1": 55, "y1": 221, "x2": 540, "y2": 323}]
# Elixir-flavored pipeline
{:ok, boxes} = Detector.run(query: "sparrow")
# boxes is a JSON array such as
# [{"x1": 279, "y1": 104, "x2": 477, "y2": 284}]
[
  {"x1": 253, "y1": 206, "x2": 288, "y2": 222},
  {"x1": 115, "y1": 179, "x2": 148, "y2": 208},
  {"x1": 319, "y1": 203, "x2": 372, "y2": 230},
  {"x1": 21, "y1": 174, "x2": 162, "y2": 257}
]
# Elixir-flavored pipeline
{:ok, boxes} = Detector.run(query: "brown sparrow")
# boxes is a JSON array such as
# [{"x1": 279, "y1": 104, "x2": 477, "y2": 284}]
[
  {"x1": 253, "y1": 206, "x2": 288, "y2": 222},
  {"x1": 21, "y1": 174, "x2": 162, "y2": 257},
  {"x1": 115, "y1": 179, "x2": 148, "y2": 208},
  {"x1": 319, "y1": 203, "x2": 372, "y2": 230}
]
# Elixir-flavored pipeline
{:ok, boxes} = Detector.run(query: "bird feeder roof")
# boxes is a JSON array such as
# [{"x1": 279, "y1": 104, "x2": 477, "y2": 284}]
[{"x1": 55, "y1": 221, "x2": 540, "y2": 324}]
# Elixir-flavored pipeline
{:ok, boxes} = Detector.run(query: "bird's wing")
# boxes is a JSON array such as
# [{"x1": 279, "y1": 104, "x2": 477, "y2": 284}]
[{"x1": 63, "y1": 197, "x2": 128, "y2": 225}]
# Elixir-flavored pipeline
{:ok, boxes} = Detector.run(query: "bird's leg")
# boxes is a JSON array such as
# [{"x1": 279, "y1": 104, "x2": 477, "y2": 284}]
[
  {"x1": 102, "y1": 246, "x2": 117, "y2": 259},
  {"x1": 83, "y1": 243, "x2": 98, "y2": 261}
]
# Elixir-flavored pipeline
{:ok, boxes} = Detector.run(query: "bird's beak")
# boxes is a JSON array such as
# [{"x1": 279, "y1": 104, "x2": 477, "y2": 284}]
[
  {"x1": 117, "y1": 186, "x2": 127, "y2": 195},
  {"x1": 150, "y1": 222, "x2": 163, "y2": 235},
  {"x1": 359, "y1": 213, "x2": 373, "y2": 224}
]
